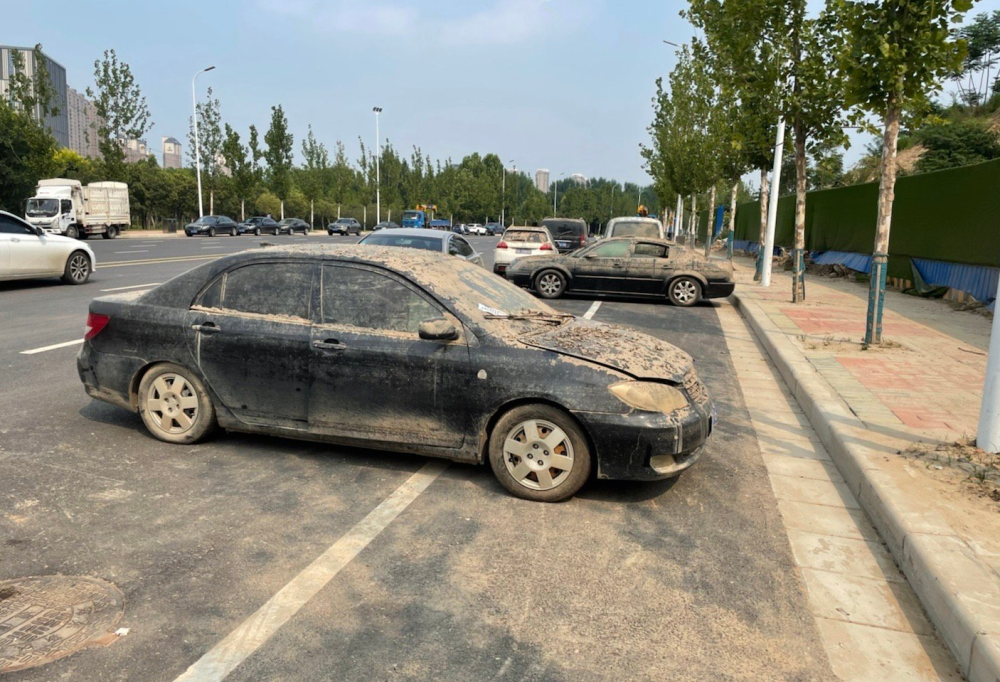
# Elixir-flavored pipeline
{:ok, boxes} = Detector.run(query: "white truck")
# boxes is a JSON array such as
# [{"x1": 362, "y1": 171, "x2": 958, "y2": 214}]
[{"x1": 24, "y1": 179, "x2": 130, "y2": 240}]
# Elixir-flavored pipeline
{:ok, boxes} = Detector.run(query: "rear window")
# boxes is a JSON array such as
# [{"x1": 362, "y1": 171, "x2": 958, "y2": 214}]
[
  {"x1": 503, "y1": 230, "x2": 547, "y2": 244},
  {"x1": 361, "y1": 234, "x2": 442, "y2": 252},
  {"x1": 542, "y1": 220, "x2": 586, "y2": 239},
  {"x1": 611, "y1": 221, "x2": 660, "y2": 238}
]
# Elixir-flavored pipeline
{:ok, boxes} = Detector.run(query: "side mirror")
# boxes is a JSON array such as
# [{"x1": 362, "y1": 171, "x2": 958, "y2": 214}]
[
  {"x1": 34, "y1": 226, "x2": 44, "y2": 236},
  {"x1": 419, "y1": 318, "x2": 459, "y2": 342}
]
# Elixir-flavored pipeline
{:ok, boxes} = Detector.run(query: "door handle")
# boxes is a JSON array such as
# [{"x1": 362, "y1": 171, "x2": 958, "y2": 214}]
[
  {"x1": 192, "y1": 322, "x2": 221, "y2": 334},
  {"x1": 612, "y1": 263, "x2": 624, "y2": 269},
  {"x1": 312, "y1": 339, "x2": 347, "y2": 351},
  {"x1": 10, "y1": 238, "x2": 19, "y2": 243}
]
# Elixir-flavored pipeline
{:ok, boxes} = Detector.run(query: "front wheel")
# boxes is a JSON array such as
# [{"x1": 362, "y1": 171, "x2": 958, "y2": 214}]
[
  {"x1": 534, "y1": 270, "x2": 566, "y2": 299},
  {"x1": 488, "y1": 404, "x2": 591, "y2": 502},
  {"x1": 138, "y1": 363, "x2": 217, "y2": 444},
  {"x1": 254, "y1": 228, "x2": 261, "y2": 236},
  {"x1": 66, "y1": 225, "x2": 79, "y2": 240},
  {"x1": 231, "y1": 227, "x2": 237, "y2": 236},
  {"x1": 62, "y1": 251, "x2": 91, "y2": 285},
  {"x1": 208, "y1": 227, "x2": 216, "y2": 237},
  {"x1": 668, "y1": 277, "x2": 702, "y2": 307}
]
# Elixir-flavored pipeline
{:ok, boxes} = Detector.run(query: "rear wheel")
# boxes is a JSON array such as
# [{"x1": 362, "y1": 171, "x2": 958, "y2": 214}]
[
  {"x1": 489, "y1": 404, "x2": 591, "y2": 502},
  {"x1": 138, "y1": 363, "x2": 217, "y2": 444},
  {"x1": 534, "y1": 270, "x2": 566, "y2": 299},
  {"x1": 62, "y1": 251, "x2": 91, "y2": 285},
  {"x1": 208, "y1": 227, "x2": 216, "y2": 238},
  {"x1": 66, "y1": 225, "x2": 79, "y2": 240},
  {"x1": 254, "y1": 228, "x2": 261, "y2": 236},
  {"x1": 102, "y1": 225, "x2": 118, "y2": 240},
  {"x1": 231, "y1": 227, "x2": 237, "y2": 236},
  {"x1": 668, "y1": 277, "x2": 701, "y2": 307}
]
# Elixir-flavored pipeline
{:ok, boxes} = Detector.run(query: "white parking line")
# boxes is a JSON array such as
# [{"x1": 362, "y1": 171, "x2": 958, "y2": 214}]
[
  {"x1": 20, "y1": 339, "x2": 83, "y2": 355},
  {"x1": 583, "y1": 301, "x2": 602, "y2": 319},
  {"x1": 173, "y1": 460, "x2": 448, "y2": 682},
  {"x1": 114, "y1": 250, "x2": 148, "y2": 254},
  {"x1": 100, "y1": 282, "x2": 162, "y2": 292}
]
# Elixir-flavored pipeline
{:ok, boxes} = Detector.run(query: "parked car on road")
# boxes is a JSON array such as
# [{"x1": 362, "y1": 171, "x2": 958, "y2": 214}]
[
  {"x1": 240, "y1": 216, "x2": 280, "y2": 236},
  {"x1": 506, "y1": 237, "x2": 735, "y2": 306},
  {"x1": 278, "y1": 218, "x2": 310, "y2": 235},
  {"x1": 329, "y1": 218, "x2": 361, "y2": 236},
  {"x1": 77, "y1": 244, "x2": 715, "y2": 502},
  {"x1": 467, "y1": 223, "x2": 486, "y2": 235},
  {"x1": 493, "y1": 226, "x2": 555, "y2": 276},
  {"x1": 542, "y1": 218, "x2": 589, "y2": 253},
  {"x1": 0, "y1": 210, "x2": 95, "y2": 285},
  {"x1": 185, "y1": 215, "x2": 240, "y2": 237},
  {"x1": 359, "y1": 228, "x2": 485, "y2": 267},
  {"x1": 373, "y1": 221, "x2": 400, "y2": 231},
  {"x1": 484, "y1": 223, "x2": 502, "y2": 236},
  {"x1": 452, "y1": 224, "x2": 469, "y2": 235},
  {"x1": 603, "y1": 216, "x2": 664, "y2": 240}
]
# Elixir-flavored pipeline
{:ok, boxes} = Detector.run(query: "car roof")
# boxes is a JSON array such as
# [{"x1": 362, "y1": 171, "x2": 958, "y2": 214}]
[
  {"x1": 504, "y1": 226, "x2": 549, "y2": 232},
  {"x1": 595, "y1": 236, "x2": 672, "y2": 247},
  {"x1": 607, "y1": 216, "x2": 661, "y2": 226},
  {"x1": 371, "y1": 228, "x2": 447, "y2": 238}
]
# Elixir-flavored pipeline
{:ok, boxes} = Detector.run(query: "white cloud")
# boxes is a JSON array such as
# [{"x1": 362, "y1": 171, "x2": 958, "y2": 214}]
[
  {"x1": 440, "y1": 0, "x2": 563, "y2": 46},
  {"x1": 256, "y1": 0, "x2": 417, "y2": 37}
]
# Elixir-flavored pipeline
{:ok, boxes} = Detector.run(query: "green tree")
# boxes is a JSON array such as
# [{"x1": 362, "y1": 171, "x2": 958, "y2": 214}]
[
  {"x1": 264, "y1": 105, "x2": 294, "y2": 218},
  {"x1": 187, "y1": 87, "x2": 224, "y2": 214},
  {"x1": 833, "y1": 0, "x2": 975, "y2": 345},
  {"x1": 7, "y1": 44, "x2": 60, "y2": 121},
  {"x1": 299, "y1": 125, "x2": 329, "y2": 227},
  {"x1": 954, "y1": 9, "x2": 1000, "y2": 104},
  {"x1": 915, "y1": 118, "x2": 1000, "y2": 171},
  {"x1": 0, "y1": 102, "x2": 57, "y2": 211},
  {"x1": 86, "y1": 49, "x2": 153, "y2": 179},
  {"x1": 221, "y1": 124, "x2": 258, "y2": 221}
]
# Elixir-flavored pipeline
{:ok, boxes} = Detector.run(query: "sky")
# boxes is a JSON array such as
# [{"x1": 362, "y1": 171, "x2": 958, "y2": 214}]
[{"x1": 2, "y1": 0, "x2": 998, "y2": 188}]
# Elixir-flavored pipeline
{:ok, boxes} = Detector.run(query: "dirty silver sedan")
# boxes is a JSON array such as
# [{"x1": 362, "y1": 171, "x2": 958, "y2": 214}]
[{"x1": 78, "y1": 245, "x2": 714, "y2": 502}]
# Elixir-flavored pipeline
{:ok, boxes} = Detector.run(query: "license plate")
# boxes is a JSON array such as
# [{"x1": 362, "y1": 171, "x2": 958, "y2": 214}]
[
  {"x1": 556, "y1": 241, "x2": 569, "y2": 248},
  {"x1": 515, "y1": 248, "x2": 531, "y2": 254}
]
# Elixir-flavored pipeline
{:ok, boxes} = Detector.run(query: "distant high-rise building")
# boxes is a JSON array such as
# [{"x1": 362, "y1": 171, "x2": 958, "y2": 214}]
[
  {"x1": 535, "y1": 169, "x2": 550, "y2": 194},
  {"x1": 123, "y1": 137, "x2": 151, "y2": 164},
  {"x1": 571, "y1": 173, "x2": 587, "y2": 186},
  {"x1": 162, "y1": 136, "x2": 182, "y2": 169},
  {"x1": 0, "y1": 44, "x2": 69, "y2": 147},
  {"x1": 67, "y1": 87, "x2": 101, "y2": 158}
]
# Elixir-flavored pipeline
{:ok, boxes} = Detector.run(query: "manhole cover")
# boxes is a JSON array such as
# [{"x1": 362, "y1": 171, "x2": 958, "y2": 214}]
[{"x1": 0, "y1": 576, "x2": 124, "y2": 674}]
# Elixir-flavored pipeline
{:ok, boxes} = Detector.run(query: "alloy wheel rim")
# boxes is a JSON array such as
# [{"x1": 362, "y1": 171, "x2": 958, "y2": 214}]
[
  {"x1": 502, "y1": 419, "x2": 574, "y2": 491},
  {"x1": 539, "y1": 274, "x2": 561, "y2": 296},
  {"x1": 674, "y1": 280, "x2": 696, "y2": 303},
  {"x1": 69, "y1": 254, "x2": 89, "y2": 281},
  {"x1": 146, "y1": 374, "x2": 199, "y2": 434}
]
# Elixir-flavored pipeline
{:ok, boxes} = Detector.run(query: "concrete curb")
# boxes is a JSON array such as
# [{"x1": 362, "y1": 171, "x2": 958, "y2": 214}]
[{"x1": 733, "y1": 291, "x2": 1000, "y2": 682}]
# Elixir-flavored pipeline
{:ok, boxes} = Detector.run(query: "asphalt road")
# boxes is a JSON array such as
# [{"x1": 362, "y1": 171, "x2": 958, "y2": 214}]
[{"x1": 0, "y1": 232, "x2": 834, "y2": 681}]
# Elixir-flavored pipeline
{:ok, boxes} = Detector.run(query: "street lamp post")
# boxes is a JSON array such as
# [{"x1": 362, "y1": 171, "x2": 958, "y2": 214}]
[
  {"x1": 637, "y1": 189, "x2": 644, "y2": 211},
  {"x1": 553, "y1": 172, "x2": 565, "y2": 217},
  {"x1": 192, "y1": 65, "x2": 216, "y2": 218},
  {"x1": 373, "y1": 107, "x2": 382, "y2": 225}
]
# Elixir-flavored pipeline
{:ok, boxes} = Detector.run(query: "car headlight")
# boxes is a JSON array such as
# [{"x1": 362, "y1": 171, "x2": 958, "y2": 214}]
[{"x1": 609, "y1": 381, "x2": 688, "y2": 413}]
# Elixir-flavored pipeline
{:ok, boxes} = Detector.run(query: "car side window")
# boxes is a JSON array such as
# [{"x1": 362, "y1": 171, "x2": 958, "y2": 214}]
[
  {"x1": 0, "y1": 215, "x2": 34, "y2": 235},
  {"x1": 196, "y1": 276, "x2": 223, "y2": 308},
  {"x1": 456, "y1": 238, "x2": 474, "y2": 257},
  {"x1": 633, "y1": 243, "x2": 667, "y2": 258},
  {"x1": 322, "y1": 265, "x2": 440, "y2": 334},
  {"x1": 60, "y1": 199, "x2": 72, "y2": 214},
  {"x1": 588, "y1": 241, "x2": 631, "y2": 258},
  {"x1": 218, "y1": 262, "x2": 315, "y2": 321}
]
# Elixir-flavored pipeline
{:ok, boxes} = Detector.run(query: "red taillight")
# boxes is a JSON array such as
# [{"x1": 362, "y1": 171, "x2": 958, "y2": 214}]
[
  {"x1": 496, "y1": 241, "x2": 508, "y2": 249},
  {"x1": 580, "y1": 235, "x2": 587, "y2": 245},
  {"x1": 85, "y1": 312, "x2": 110, "y2": 340},
  {"x1": 540, "y1": 243, "x2": 553, "y2": 251}
]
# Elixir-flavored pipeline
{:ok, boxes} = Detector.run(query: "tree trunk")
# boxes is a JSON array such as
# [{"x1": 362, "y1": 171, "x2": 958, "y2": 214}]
[
  {"x1": 241, "y1": 199, "x2": 245, "y2": 222},
  {"x1": 792, "y1": 121, "x2": 808, "y2": 303},
  {"x1": 310, "y1": 199, "x2": 314, "y2": 228},
  {"x1": 864, "y1": 98, "x2": 902, "y2": 346},
  {"x1": 209, "y1": 188, "x2": 214, "y2": 215},
  {"x1": 690, "y1": 194, "x2": 698, "y2": 243},
  {"x1": 280, "y1": 200, "x2": 285, "y2": 220},
  {"x1": 704, "y1": 185, "x2": 716, "y2": 257},
  {"x1": 727, "y1": 181, "x2": 738, "y2": 259},
  {"x1": 755, "y1": 168, "x2": 769, "y2": 281},
  {"x1": 675, "y1": 194, "x2": 683, "y2": 241}
]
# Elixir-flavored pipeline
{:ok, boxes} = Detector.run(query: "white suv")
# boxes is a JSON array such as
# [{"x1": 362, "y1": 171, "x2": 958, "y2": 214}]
[
  {"x1": 467, "y1": 223, "x2": 486, "y2": 235},
  {"x1": 493, "y1": 226, "x2": 555, "y2": 276}
]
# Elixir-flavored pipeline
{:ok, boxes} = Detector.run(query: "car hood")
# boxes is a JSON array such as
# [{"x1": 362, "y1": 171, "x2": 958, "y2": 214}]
[
  {"x1": 519, "y1": 317, "x2": 692, "y2": 383},
  {"x1": 43, "y1": 232, "x2": 89, "y2": 249}
]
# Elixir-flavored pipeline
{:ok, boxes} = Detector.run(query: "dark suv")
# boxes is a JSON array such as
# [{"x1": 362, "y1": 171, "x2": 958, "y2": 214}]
[
  {"x1": 185, "y1": 215, "x2": 239, "y2": 237},
  {"x1": 329, "y1": 218, "x2": 362, "y2": 236},
  {"x1": 541, "y1": 218, "x2": 589, "y2": 253}
]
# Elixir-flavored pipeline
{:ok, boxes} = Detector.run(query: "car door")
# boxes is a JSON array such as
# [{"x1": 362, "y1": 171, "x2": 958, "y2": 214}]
[
  {"x1": 309, "y1": 263, "x2": 474, "y2": 449},
  {"x1": 626, "y1": 242, "x2": 670, "y2": 295},
  {"x1": 571, "y1": 240, "x2": 633, "y2": 293},
  {"x1": 191, "y1": 260, "x2": 318, "y2": 427},
  {"x1": 0, "y1": 214, "x2": 53, "y2": 276}
]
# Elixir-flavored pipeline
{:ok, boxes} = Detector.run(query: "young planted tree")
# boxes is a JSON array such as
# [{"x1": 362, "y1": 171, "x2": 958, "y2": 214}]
[
  {"x1": 87, "y1": 49, "x2": 153, "y2": 178},
  {"x1": 834, "y1": 0, "x2": 974, "y2": 345},
  {"x1": 7, "y1": 44, "x2": 61, "y2": 122},
  {"x1": 187, "y1": 87, "x2": 223, "y2": 214},
  {"x1": 221, "y1": 124, "x2": 257, "y2": 221},
  {"x1": 264, "y1": 105, "x2": 294, "y2": 219},
  {"x1": 300, "y1": 125, "x2": 329, "y2": 227}
]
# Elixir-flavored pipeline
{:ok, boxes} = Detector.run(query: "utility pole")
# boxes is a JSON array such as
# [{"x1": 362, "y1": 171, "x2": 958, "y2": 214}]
[
  {"x1": 674, "y1": 193, "x2": 682, "y2": 241},
  {"x1": 373, "y1": 107, "x2": 382, "y2": 225},
  {"x1": 760, "y1": 117, "x2": 786, "y2": 287},
  {"x1": 979, "y1": 281, "x2": 1000, "y2": 450},
  {"x1": 191, "y1": 65, "x2": 215, "y2": 218}
]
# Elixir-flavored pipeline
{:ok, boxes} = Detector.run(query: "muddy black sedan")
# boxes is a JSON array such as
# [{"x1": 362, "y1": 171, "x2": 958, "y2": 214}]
[
  {"x1": 77, "y1": 245, "x2": 715, "y2": 502},
  {"x1": 505, "y1": 237, "x2": 735, "y2": 306}
]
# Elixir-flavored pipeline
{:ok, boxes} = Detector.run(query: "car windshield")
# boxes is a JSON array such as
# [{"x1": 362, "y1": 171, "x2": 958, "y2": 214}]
[
  {"x1": 26, "y1": 198, "x2": 59, "y2": 217},
  {"x1": 362, "y1": 235, "x2": 442, "y2": 252},
  {"x1": 445, "y1": 263, "x2": 561, "y2": 330},
  {"x1": 503, "y1": 230, "x2": 547, "y2": 243},
  {"x1": 195, "y1": 216, "x2": 214, "y2": 224},
  {"x1": 611, "y1": 221, "x2": 660, "y2": 238},
  {"x1": 542, "y1": 221, "x2": 584, "y2": 238},
  {"x1": 403, "y1": 211, "x2": 420, "y2": 219}
]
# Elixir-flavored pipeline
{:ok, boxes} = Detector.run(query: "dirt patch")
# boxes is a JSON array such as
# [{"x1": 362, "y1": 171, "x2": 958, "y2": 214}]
[
  {"x1": 947, "y1": 298, "x2": 994, "y2": 320},
  {"x1": 795, "y1": 334, "x2": 908, "y2": 355},
  {"x1": 903, "y1": 437, "x2": 1000, "y2": 510}
]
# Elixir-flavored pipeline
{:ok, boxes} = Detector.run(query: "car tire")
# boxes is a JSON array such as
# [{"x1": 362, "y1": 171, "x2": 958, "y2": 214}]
[
  {"x1": 138, "y1": 363, "x2": 217, "y2": 445},
  {"x1": 102, "y1": 225, "x2": 118, "y2": 240},
  {"x1": 488, "y1": 404, "x2": 591, "y2": 502},
  {"x1": 66, "y1": 225, "x2": 79, "y2": 240},
  {"x1": 254, "y1": 228, "x2": 261, "y2": 236},
  {"x1": 668, "y1": 276, "x2": 702, "y2": 307},
  {"x1": 185, "y1": 232, "x2": 193, "y2": 237},
  {"x1": 62, "y1": 250, "x2": 91, "y2": 285},
  {"x1": 208, "y1": 227, "x2": 216, "y2": 237},
  {"x1": 79, "y1": 233, "x2": 89, "y2": 240},
  {"x1": 231, "y1": 227, "x2": 237, "y2": 236},
  {"x1": 534, "y1": 270, "x2": 566, "y2": 299}
]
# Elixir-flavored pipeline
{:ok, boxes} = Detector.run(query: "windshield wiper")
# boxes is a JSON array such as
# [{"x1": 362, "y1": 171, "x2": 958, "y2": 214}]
[{"x1": 485, "y1": 309, "x2": 574, "y2": 325}]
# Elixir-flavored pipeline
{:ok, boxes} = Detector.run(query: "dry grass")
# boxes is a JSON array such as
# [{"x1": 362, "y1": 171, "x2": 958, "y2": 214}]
[{"x1": 903, "y1": 437, "x2": 1000, "y2": 509}]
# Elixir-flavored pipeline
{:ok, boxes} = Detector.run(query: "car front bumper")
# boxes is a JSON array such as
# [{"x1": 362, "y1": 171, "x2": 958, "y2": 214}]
[
  {"x1": 704, "y1": 281, "x2": 736, "y2": 298},
  {"x1": 573, "y1": 399, "x2": 715, "y2": 481}
]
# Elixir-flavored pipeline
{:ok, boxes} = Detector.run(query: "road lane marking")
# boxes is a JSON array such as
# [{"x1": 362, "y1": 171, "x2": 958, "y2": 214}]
[
  {"x1": 100, "y1": 282, "x2": 162, "y2": 292},
  {"x1": 98, "y1": 254, "x2": 224, "y2": 269},
  {"x1": 583, "y1": 301, "x2": 602, "y2": 319},
  {"x1": 20, "y1": 339, "x2": 83, "y2": 355},
  {"x1": 173, "y1": 460, "x2": 448, "y2": 682},
  {"x1": 114, "y1": 250, "x2": 148, "y2": 254}
]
